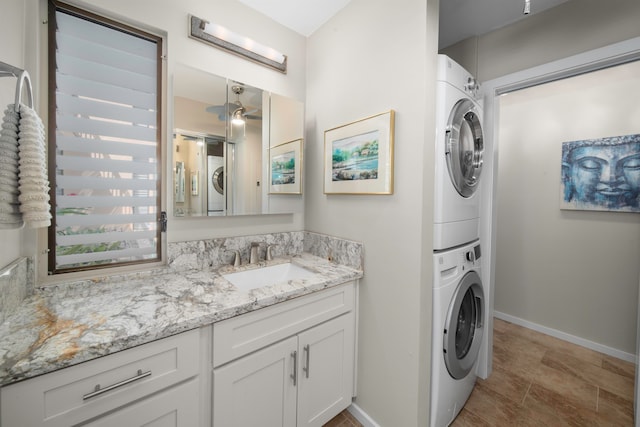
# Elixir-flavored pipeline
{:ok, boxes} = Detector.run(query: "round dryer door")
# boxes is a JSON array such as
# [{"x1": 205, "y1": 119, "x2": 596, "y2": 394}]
[
  {"x1": 212, "y1": 167, "x2": 224, "y2": 195},
  {"x1": 445, "y1": 99, "x2": 483, "y2": 198},
  {"x1": 443, "y1": 270, "x2": 484, "y2": 379}
]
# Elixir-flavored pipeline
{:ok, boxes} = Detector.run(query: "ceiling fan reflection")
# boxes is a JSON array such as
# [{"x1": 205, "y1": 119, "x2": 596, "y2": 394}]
[{"x1": 205, "y1": 85, "x2": 261, "y2": 122}]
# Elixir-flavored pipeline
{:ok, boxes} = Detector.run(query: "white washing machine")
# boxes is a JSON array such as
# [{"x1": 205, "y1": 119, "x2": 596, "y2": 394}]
[
  {"x1": 433, "y1": 55, "x2": 484, "y2": 251},
  {"x1": 431, "y1": 240, "x2": 485, "y2": 427},
  {"x1": 207, "y1": 155, "x2": 225, "y2": 214}
]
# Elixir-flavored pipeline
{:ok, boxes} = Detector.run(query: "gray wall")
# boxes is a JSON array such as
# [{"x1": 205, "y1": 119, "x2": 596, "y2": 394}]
[
  {"x1": 497, "y1": 63, "x2": 640, "y2": 354},
  {"x1": 444, "y1": 0, "x2": 640, "y2": 356},
  {"x1": 443, "y1": 0, "x2": 640, "y2": 81},
  {"x1": 306, "y1": 0, "x2": 439, "y2": 425}
]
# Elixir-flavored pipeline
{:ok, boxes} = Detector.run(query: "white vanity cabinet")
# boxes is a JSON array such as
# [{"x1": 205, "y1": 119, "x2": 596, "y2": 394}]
[
  {"x1": 0, "y1": 328, "x2": 202, "y2": 427},
  {"x1": 212, "y1": 282, "x2": 357, "y2": 427}
]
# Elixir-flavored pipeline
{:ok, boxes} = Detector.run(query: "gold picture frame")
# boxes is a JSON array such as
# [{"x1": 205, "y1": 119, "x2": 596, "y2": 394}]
[
  {"x1": 269, "y1": 139, "x2": 303, "y2": 195},
  {"x1": 324, "y1": 110, "x2": 395, "y2": 194}
]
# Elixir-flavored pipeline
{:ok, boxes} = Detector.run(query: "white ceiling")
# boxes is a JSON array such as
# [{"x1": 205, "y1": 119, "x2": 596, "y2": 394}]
[
  {"x1": 236, "y1": 0, "x2": 352, "y2": 37},
  {"x1": 237, "y1": 0, "x2": 570, "y2": 48}
]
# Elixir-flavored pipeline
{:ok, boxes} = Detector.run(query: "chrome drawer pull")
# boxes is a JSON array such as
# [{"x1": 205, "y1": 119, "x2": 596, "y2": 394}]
[
  {"x1": 83, "y1": 369, "x2": 152, "y2": 400},
  {"x1": 291, "y1": 351, "x2": 297, "y2": 386},
  {"x1": 303, "y1": 345, "x2": 310, "y2": 378}
]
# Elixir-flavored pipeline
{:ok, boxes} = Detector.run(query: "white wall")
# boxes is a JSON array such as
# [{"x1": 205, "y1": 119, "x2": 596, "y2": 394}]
[
  {"x1": 77, "y1": 0, "x2": 306, "y2": 100},
  {"x1": 306, "y1": 0, "x2": 438, "y2": 425},
  {"x1": 0, "y1": 0, "x2": 309, "y2": 273},
  {"x1": 0, "y1": 0, "x2": 30, "y2": 270},
  {"x1": 496, "y1": 61, "x2": 640, "y2": 355},
  {"x1": 74, "y1": 0, "x2": 308, "y2": 243}
]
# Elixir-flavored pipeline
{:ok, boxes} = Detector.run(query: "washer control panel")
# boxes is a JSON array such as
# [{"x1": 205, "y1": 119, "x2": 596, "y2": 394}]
[
  {"x1": 436, "y1": 242, "x2": 482, "y2": 275},
  {"x1": 437, "y1": 55, "x2": 482, "y2": 100},
  {"x1": 465, "y1": 244, "x2": 481, "y2": 263}
]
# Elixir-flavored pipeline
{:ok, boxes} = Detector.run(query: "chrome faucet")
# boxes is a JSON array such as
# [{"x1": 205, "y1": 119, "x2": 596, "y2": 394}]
[
  {"x1": 266, "y1": 244, "x2": 277, "y2": 261},
  {"x1": 228, "y1": 250, "x2": 241, "y2": 267},
  {"x1": 249, "y1": 242, "x2": 260, "y2": 264}
]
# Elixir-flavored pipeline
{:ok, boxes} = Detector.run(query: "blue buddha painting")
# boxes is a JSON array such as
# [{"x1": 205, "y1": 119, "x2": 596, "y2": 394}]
[{"x1": 561, "y1": 134, "x2": 640, "y2": 212}]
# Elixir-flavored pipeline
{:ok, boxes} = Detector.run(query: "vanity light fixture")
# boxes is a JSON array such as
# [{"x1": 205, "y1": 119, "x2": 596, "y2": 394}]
[
  {"x1": 189, "y1": 15, "x2": 287, "y2": 74},
  {"x1": 523, "y1": 0, "x2": 531, "y2": 15}
]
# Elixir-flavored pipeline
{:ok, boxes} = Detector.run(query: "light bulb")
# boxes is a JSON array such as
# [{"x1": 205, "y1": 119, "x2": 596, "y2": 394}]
[{"x1": 231, "y1": 108, "x2": 245, "y2": 125}]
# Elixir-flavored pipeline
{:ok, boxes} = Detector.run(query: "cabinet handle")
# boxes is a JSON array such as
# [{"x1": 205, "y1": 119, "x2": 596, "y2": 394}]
[
  {"x1": 83, "y1": 369, "x2": 152, "y2": 400},
  {"x1": 290, "y1": 351, "x2": 297, "y2": 386},
  {"x1": 303, "y1": 344, "x2": 310, "y2": 378}
]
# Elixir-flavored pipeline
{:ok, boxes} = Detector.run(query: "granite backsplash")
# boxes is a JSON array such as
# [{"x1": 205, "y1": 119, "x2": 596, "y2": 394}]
[
  {"x1": 0, "y1": 257, "x2": 33, "y2": 325},
  {"x1": 0, "y1": 231, "x2": 363, "y2": 318}
]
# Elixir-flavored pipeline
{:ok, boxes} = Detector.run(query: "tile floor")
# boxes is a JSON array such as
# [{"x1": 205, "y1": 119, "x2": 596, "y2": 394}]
[
  {"x1": 324, "y1": 317, "x2": 636, "y2": 426},
  {"x1": 323, "y1": 408, "x2": 364, "y2": 427},
  {"x1": 453, "y1": 318, "x2": 635, "y2": 426}
]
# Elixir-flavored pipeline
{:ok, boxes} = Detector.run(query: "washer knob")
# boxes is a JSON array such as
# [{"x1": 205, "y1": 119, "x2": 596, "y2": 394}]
[
  {"x1": 466, "y1": 250, "x2": 476, "y2": 262},
  {"x1": 465, "y1": 77, "x2": 479, "y2": 96}
]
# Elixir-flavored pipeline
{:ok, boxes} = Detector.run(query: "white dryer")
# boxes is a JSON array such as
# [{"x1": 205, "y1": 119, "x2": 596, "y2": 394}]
[
  {"x1": 434, "y1": 55, "x2": 484, "y2": 251},
  {"x1": 431, "y1": 240, "x2": 484, "y2": 427},
  {"x1": 207, "y1": 155, "x2": 225, "y2": 214}
]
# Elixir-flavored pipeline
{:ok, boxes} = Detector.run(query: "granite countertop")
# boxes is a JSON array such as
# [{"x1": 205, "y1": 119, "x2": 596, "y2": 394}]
[{"x1": 0, "y1": 253, "x2": 363, "y2": 387}]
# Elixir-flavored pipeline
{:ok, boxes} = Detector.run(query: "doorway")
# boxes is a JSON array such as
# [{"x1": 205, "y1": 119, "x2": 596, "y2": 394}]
[
  {"x1": 494, "y1": 59, "x2": 640, "y2": 356},
  {"x1": 477, "y1": 38, "x2": 640, "y2": 380}
]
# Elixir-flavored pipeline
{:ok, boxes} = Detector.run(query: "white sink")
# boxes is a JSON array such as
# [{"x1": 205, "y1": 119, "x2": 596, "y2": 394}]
[{"x1": 223, "y1": 263, "x2": 315, "y2": 292}]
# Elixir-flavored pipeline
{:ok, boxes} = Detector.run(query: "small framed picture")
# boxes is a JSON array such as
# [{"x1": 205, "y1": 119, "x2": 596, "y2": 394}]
[
  {"x1": 324, "y1": 110, "x2": 395, "y2": 194},
  {"x1": 269, "y1": 139, "x2": 303, "y2": 194}
]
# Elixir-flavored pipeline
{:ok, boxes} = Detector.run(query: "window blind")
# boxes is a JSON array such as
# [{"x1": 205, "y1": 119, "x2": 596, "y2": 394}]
[{"x1": 49, "y1": 3, "x2": 162, "y2": 273}]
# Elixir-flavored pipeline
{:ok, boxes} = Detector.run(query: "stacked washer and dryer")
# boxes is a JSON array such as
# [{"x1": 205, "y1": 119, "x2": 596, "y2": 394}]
[
  {"x1": 207, "y1": 155, "x2": 225, "y2": 215},
  {"x1": 430, "y1": 55, "x2": 487, "y2": 427}
]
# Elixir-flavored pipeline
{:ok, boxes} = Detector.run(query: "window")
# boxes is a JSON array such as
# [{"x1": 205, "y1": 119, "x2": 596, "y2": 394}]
[{"x1": 47, "y1": 1, "x2": 163, "y2": 274}]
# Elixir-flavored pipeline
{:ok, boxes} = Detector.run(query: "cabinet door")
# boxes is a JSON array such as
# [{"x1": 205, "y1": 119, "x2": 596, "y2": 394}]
[
  {"x1": 297, "y1": 312, "x2": 355, "y2": 427},
  {"x1": 213, "y1": 336, "x2": 298, "y2": 427},
  {"x1": 84, "y1": 378, "x2": 199, "y2": 427}
]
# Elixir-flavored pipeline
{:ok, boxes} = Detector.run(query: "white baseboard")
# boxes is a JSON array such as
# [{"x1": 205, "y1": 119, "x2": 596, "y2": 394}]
[
  {"x1": 494, "y1": 311, "x2": 636, "y2": 363},
  {"x1": 347, "y1": 403, "x2": 381, "y2": 427}
]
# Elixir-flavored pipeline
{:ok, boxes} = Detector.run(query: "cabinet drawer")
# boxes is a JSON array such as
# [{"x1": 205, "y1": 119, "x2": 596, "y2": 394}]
[
  {"x1": 213, "y1": 282, "x2": 354, "y2": 367},
  {"x1": 84, "y1": 377, "x2": 200, "y2": 427},
  {"x1": 1, "y1": 329, "x2": 199, "y2": 427}
]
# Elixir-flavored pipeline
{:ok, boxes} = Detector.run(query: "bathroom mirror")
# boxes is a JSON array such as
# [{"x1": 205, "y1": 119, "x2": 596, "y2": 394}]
[{"x1": 172, "y1": 63, "x2": 303, "y2": 217}]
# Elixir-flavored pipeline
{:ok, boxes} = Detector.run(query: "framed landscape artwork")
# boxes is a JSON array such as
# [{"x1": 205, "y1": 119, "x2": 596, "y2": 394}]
[
  {"x1": 269, "y1": 139, "x2": 302, "y2": 194},
  {"x1": 324, "y1": 110, "x2": 395, "y2": 194},
  {"x1": 560, "y1": 133, "x2": 640, "y2": 212}
]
